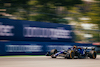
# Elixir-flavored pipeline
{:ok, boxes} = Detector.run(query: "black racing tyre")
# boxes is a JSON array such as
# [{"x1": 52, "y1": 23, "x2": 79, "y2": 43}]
[
  {"x1": 89, "y1": 51, "x2": 97, "y2": 59},
  {"x1": 65, "y1": 50, "x2": 74, "y2": 59},
  {"x1": 50, "y1": 49, "x2": 57, "y2": 55},
  {"x1": 50, "y1": 49, "x2": 57, "y2": 58}
]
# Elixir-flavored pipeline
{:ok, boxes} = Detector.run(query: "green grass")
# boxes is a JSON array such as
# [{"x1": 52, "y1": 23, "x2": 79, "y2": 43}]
[{"x1": 97, "y1": 53, "x2": 100, "y2": 55}]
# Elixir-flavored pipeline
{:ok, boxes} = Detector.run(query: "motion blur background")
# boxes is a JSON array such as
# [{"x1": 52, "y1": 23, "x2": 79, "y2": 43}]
[{"x1": 0, "y1": 0, "x2": 100, "y2": 55}]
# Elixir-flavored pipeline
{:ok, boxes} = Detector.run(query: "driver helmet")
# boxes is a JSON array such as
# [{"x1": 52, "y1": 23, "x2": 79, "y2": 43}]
[{"x1": 73, "y1": 45, "x2": 77, "y2": 49}]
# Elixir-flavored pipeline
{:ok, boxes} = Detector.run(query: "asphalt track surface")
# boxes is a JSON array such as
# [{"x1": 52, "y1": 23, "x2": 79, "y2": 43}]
[{"x1": 0, "y1": 55, "x2": 100, "y2": 67}]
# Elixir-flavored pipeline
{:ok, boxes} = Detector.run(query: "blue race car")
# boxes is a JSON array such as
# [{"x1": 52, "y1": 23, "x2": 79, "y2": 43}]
[{"x1": 46, "y1": 46, "x2": 97, "y2": 59}]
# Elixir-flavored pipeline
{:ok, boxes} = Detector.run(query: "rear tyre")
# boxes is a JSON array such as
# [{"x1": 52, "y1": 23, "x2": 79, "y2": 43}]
[
  {"x1": 89, "y1": 51, "x2": 97, "y2": 59},
  {"x1": 65, "y1": 50, "x2": 74, "y2": 59},
  {"x1": 50, "y1": 49, "x2": 57, "y2": 58}
]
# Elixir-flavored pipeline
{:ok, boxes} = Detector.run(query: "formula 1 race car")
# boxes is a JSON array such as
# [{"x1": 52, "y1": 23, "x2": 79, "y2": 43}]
[{"x1": 46, "y1": 46, "x2": 97, "y2": 59}]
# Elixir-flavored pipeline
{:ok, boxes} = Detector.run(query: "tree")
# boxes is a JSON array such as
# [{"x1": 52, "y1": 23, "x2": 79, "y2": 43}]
[
  {"x1": 0, "y1": 0, "x2": 29, "y2": 19},
  {"x1": 85, "y1": 0, "x2": 100, "y2": 42},
  {"x1": 85, "y1": 0, "x2": 100, "y2": 28},
  {"x1": 27, "y1": 0, "x2": 82, "y2": 23},
  {"x1": 0, "y1": 0, "x2": 83, "y2": 23}
]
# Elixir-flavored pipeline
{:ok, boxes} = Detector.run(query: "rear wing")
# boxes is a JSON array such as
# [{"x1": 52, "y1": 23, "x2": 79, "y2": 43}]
[{"x1": 83, "y1": 47, "x2": 95, "y2": 50}]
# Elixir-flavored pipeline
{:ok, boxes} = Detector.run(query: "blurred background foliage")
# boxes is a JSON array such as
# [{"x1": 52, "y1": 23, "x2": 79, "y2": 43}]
[
  {"x1": 0, "y1": 0, "x2": 83, "y2": 23},
  {"x1": 0, "y1": 0, "x2": 100, "y2": 43}
]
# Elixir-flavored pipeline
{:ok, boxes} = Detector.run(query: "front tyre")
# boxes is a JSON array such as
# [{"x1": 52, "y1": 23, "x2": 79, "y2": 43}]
[
  {"x1": 51, "y1": 54, "x2": 57, "y2": 58},
  {"x1": 50, "y1": 49, "x2": 57, "y2": 58}
]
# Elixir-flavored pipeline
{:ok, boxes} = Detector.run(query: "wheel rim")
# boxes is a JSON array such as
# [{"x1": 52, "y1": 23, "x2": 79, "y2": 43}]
[
  {"x1": 70, "y1": 51, "x2": 74, "y2": 59},
  {"x1": 93, "y1": 52, "x2": 96, "y2": 59}
]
